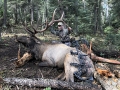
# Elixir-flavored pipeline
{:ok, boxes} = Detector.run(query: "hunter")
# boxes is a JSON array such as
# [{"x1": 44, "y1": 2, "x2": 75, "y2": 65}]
[{"x1": 50, "y1": 22, "x2": 72, "y2": 46}]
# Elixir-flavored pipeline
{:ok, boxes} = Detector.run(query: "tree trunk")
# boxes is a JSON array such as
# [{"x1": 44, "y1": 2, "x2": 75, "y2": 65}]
[
  {"x1": 2, "y1": 77, "x2": 101, "y2": 90},
  {"x1": 92, "y1": 0, "x2": 102, "y2": 34},
  {"x1": 14, "y1": 3, "x2": 18, "y2": 24},
  {"x1": 0, "y1": 28, "x2": 1, "y2": 41},
  {"x1": 95, "y1": 75, "x2": 120, "y2": 90},
  {"x1": 0, "y1": 17, "x2": 3, "y2": 40},
  {"x1": 30, "y1": 0, "x2": 34, "y2": 25},
  {"x1": 3, "y1": 0, "x2": 7, "y2": 27},
  {"x1": 98, "y1": 0, "x2": 103, "y2": 34}
]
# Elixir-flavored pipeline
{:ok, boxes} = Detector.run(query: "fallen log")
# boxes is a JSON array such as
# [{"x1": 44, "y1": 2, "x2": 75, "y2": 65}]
[
  {"x1": 2, "y1": 77, "x2": 101, "y2": 90},
  {"x1": 95, "y1": 74, "x2": 120, "y2": 90},
  {"x1": 92, "y1": 49, "x2": 120, "y2": 58},
  {"x1": 93, "y1": 63, "x2": 120, "y2": 90}
]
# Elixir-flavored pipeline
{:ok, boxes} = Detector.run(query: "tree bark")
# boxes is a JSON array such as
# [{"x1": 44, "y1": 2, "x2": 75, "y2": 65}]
[
  {"x1": 14, "y1": 3, "x2": 18, "y2": 24},
  {"x1": 92, "y1": 0, "x2": 102, "y2": 34},
  {"x1": 93, "y1": 62, "x2": 120, "y2": 90},
  {"x1": 30, "y1": 0, "x2": 34, "y2": 25},
  {"x1": 3, "y1": 0, "x2": 7, "y2": 27},
  {"x1": 2, "y1": 77, "x2": 101, "y2": 90},
  {"x1": 95, "y1": 72, "x2": 120, "y2": 90}
]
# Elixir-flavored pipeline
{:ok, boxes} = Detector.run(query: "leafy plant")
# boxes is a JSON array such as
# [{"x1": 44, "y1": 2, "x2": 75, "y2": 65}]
[
  {"x1": 104, "y1": 26, "x2": 114, "y2": 34},
  {"x1": 44, "y1": 87, "x2": 51, "y2": 90}
]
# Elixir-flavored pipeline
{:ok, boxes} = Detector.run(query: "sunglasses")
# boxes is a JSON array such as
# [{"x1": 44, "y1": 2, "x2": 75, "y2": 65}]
[{"x1": 58, "y1": 25, "x2": 62, "y2": 27}]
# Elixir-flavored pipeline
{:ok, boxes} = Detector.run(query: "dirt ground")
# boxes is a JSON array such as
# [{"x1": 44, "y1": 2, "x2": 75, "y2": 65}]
[{"x1": 0, "y1": 36, "x2": 62, "y2": 90}]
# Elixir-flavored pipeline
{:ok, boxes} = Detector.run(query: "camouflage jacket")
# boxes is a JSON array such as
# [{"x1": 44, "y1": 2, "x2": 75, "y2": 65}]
[{"x1": 50, "y1": 26, "x2": 71, "y2": 43}]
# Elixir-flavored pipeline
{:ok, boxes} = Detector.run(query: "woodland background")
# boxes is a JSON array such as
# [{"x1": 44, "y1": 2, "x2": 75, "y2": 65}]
[
  {"x1": 1, "y1": 0, "x2": 120, "y2": 50},
  {"x1": 0, "y1": 0, "x2": 120, "y2": 90},
  {"x1": 0, "y1": 0, "x2": 120, "y2": 34}
]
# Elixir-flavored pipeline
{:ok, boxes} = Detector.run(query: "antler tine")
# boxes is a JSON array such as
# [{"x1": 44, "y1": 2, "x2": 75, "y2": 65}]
[
  {"x1": 52, "y1": 8, "x2": 57, "y2": 20},
  {"x1": 48, "y1": 8, "x2": 65, "y2": 27},
  {"x1": 49, "y1": 8, "x2": 57, "y2": 26},
  {"x1": 31, "y1": 26, "x2": 37, "y2": 34},
  {"x1": 32, "y1": 18, "x2": 48, "y2": 33},
  {"x1": 36, "y1": 8, "x2": 61, "y2": 32},
  {"x1": 25, "y1": 27, "x2": 36, "y2": 36},
  {"x1": 59, "y1": 11, "x2": 64, "y2": 20},
  {"x1": 23, "y1": 22, "x2": 36, "y2": 36},
  {"x1": 27, "y1": 17, "x2": 43, "y2": 34},
  {"x1": 59, "y1": 11, "x2": 70, "y2": 28},
  {"x1": 36, "y1": 22, "x2": 48, "y2": 32}
]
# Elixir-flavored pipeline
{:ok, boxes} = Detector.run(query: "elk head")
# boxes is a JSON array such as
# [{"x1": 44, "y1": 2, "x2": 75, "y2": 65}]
[{"x1": 15, "y1": 35, "x2": 37, "y2": 49}]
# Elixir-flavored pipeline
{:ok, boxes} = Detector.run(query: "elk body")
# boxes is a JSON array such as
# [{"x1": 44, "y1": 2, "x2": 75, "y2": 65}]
[{"x1": 15, "y1": 36, "x2": 95, "y2": 82}]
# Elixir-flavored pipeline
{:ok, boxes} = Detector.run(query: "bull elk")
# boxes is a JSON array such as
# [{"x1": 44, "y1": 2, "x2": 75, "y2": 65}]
[{"x1": 15, "y1": 8, "x2": 120, "y2": 82}]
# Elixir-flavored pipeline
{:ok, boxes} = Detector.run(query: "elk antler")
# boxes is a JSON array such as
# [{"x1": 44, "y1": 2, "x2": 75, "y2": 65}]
[
  {"x1": 35, "y1": 8, "x2": 65, "y2": 32},
  {"x1": 23, "y1": 8, "x2": 65, "y2": 36}
]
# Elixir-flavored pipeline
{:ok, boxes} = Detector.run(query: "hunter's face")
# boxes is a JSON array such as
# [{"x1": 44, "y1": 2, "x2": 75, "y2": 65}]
[{"x1": 58, "y1": 25, "x2": 63, "y2": 30}]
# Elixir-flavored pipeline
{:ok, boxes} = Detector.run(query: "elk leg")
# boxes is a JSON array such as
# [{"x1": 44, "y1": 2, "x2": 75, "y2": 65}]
[
  {"x1": 61, "y1": 73, "x2": 66, "y2": 81},
  {"x1": 15, "y1": 52, "x2": 33, "y2": 67},
  {"x1": 55, "y1": 72, "x2": 65, "y2": 80},
  {"x1": 64, "y1": 54, "x2": 77, "y2": 82},
  {"x1": 65, "y1": 70, "x2": 74, "y2": 82}
]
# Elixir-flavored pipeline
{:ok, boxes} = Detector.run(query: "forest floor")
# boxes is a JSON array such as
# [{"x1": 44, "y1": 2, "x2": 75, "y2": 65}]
[{"x1": 0, "y1": 33, "x2": 62, "y2": 90}]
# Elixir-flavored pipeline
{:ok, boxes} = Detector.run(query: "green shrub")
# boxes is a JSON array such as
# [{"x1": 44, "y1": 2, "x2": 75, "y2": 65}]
[
  {"x1": 104, "y1": 26, "x2": 114, "y2": 34},
  {"x1": 44, "y1": 87, "x2": 51, "y2": 90}
]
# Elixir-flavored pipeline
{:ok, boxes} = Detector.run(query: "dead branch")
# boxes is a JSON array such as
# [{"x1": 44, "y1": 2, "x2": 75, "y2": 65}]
[
  {"x1": 81, "y1": 43, "x2": 120, "y2": 65},
  {"x1": 3, "y1": 77, "x2": 101, "y2": 90},
  {"x1": 91, "y1": 53, "x2": 120, "y2": 65}
]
